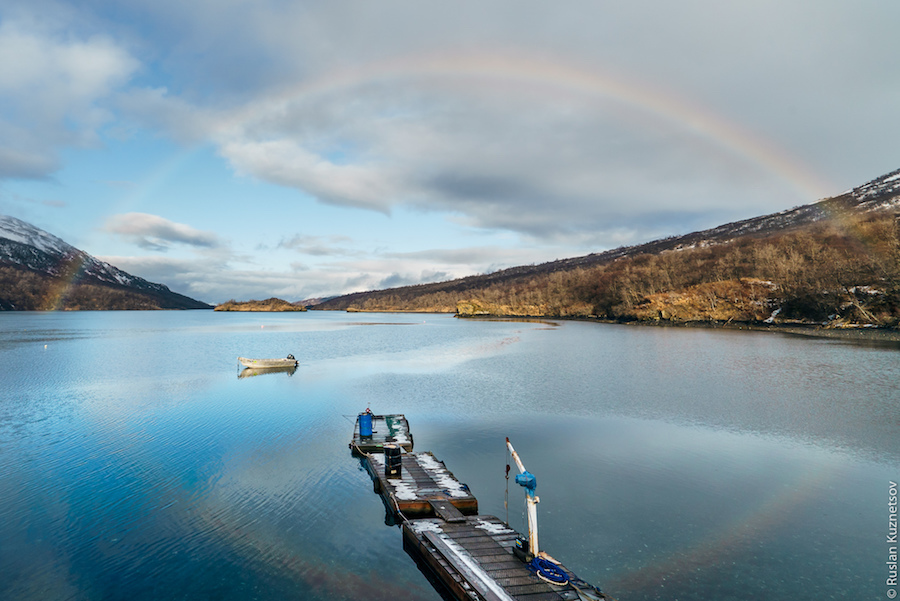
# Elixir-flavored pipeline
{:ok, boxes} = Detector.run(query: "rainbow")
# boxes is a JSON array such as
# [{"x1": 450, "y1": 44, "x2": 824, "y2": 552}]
[
  {"x1": 43, "y1": 253, "x2": 88, "y2": 311},
  {"x1": 605, "y1": 464, "x2": 838, "y2": 592},
  {"x1": 213, "y1": 52, "x2": 837, "y2": 204}
]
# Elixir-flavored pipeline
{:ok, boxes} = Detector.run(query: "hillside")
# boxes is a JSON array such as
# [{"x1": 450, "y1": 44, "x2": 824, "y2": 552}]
[
  {"x1": 0, "y1": 215, "x2": 211, "y2": 310},
  {"x1": 314, "y1": 169, "x2": 900, "y2": 328},
  {"x1": 214, "y1": 298, "x2": 307, "y2": 312}
]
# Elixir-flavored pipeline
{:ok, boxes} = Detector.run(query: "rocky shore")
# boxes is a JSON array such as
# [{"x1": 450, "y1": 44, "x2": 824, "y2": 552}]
[{"x1": 455, "y1": 298, "x2": 900, "y2": 342}]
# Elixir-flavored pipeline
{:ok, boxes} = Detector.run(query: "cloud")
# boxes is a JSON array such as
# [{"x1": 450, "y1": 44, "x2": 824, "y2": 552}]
[
  {"x1": 162, "y1": 53, "x2": 838, "y2": 245},
  {"x1": 99, "y1": 238, "x2": 558, "y2": 304},
  {"x1": 101, "y1": 253, "x2": 338, "y2": 304},
  {"x1": 104, "y1": 0, "x2": 900, "y2": 246},
  {"x1": 115, "y1": 87, "x2": 222, "y2": 145},
  {"x1": 36, "y1": 0, "x2": 885, "y2": 251},
  {"x1": 220, "y1": 138, "x2": 400, "y2": 213},
  {"x1": 382, "y1": 246, "x2": 542, "y2": 267},
  {"x1": 0, "y1": 188, "x2": 67, "y2": 210},
  {"x1": 276, "y1": 234, "x2": 357, "y2": 257},
  {"x1": 104, "y1": 213, "x2": 221, "y2": 251},
  {"x1": 0, "y1": 18, "x2": 138, "y2": 179}
]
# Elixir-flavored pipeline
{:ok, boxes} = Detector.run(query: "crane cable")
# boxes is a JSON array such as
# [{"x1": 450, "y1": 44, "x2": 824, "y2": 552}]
[{"x1": 505, "y1": 445, "x2": 510, "y2": 526}]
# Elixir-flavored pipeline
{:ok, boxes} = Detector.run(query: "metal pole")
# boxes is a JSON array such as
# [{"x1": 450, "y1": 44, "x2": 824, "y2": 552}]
[{"x1": 506, "y1": 438, "x2": 540, "y2": 557}]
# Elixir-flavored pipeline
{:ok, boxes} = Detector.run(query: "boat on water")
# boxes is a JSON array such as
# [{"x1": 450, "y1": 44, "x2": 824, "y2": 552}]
[{"x1": 237, "y1": 355, "x2": 297, "y2": 368}]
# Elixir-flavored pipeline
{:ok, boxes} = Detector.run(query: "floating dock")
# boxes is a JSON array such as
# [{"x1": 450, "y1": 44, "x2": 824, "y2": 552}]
[
  {"x1": 364, "y1": 451, "x2": 479, "y2": 518},
  {"x1": 351, "y1": 413, "x2": 614, "y2": 601},
  {"x1": 350, "y1": 413, "x2": 413, "y2": 455},
  {"x1": 403, "y1": 516, "x2": 609, "y2": 601}
]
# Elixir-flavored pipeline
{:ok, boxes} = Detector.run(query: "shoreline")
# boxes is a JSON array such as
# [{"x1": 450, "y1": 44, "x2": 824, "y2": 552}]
[
  {"x1": 622, "y1": 320, "x2": 900, "y2": 342},
  {"x1": 458, "y1": 314, "x2": 900, "y2": 342},
  {"x1": 313, "y1": 307, "x2": 900, "y2": 343}
]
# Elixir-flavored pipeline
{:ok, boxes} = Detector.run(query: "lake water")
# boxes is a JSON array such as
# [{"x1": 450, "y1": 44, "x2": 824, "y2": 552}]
[{"x1": 0, "y1": 311, "x2": 897, "y2": 601}]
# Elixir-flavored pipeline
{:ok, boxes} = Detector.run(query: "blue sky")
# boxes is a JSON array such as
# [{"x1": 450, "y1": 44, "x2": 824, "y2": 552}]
[{"x1": 1, "y1": 1, "x2": 898, "y2": 304}]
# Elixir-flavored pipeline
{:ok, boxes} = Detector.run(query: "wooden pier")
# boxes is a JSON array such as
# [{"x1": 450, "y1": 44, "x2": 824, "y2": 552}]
[
  {"x1": 403, "y1": 516, "x2": 609, "y2": 601},
  {"x1": 350, "y1": 414, "x2": 614, "y2": 601},
  {"x1": 350, "y1": 413, "x2": 413, "y2": 455},
  {"x1": 364, "y1": 451, "x2": 479, "y2": 518}
]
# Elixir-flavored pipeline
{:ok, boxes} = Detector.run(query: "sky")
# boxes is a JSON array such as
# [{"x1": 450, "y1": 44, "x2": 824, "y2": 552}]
[{"x1": 0, "y1": 1, "x2": 898, "y2": 305}]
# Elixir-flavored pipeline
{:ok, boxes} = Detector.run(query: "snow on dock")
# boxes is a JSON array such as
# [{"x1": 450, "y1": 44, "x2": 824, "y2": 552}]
[
  {"x1": 403, "y1": 516, "x2": 611, "y2": 601},
  {"x1": 365, "y1": 451, "x2": 479, "y2": 518},
  {"x1": 350, "y1": 411, "x2": 615, "y2": 601}
]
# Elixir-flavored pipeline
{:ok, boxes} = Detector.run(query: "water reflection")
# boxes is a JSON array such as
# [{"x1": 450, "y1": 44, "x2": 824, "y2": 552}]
[
  {"x1": 238, "y1": 365, "x2": 298, "y2": 378},
  {"x1": 0, "y1": 312, "x2": 896, "y2": 601}
]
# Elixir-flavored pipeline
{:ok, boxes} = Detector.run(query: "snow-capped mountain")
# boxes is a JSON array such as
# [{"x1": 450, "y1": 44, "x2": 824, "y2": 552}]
[
  {"x1": 0, "y1": 214, "x2": 78, "y2": 254},
  {"x1": 1, "y1": 215, "x2": 142, "y2": 288},
  {"x1": 846, "y1": 168, "x2": 900, "y2": 207},
  {"x1": 0, "y1": 215, "x2": 210, "y2": 310}
]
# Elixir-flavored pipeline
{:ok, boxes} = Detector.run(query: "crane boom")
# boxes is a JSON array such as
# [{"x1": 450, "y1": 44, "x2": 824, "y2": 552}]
[{"x1": 506, "y1": 437, "x2": 539, "y2": 556}]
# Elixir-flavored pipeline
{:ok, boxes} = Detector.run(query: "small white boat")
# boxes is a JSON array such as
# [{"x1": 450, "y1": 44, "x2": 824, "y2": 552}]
[{"x1": 238, "y1": 355, "x2": 297, "y2": 368}]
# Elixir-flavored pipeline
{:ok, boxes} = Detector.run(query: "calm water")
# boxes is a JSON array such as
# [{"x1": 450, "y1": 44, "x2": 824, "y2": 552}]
[{"x1": 0, "y1": 311, "x2": 897, "y2": 601}]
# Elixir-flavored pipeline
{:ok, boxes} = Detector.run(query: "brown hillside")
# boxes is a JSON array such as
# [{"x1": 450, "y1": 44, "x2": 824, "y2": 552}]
[
  {"x1": 215, "y1": 298, "x2": 307, "y2": 312},
  {"x1": 313, "y1": 174, "x2": 900, "y2": 328}
]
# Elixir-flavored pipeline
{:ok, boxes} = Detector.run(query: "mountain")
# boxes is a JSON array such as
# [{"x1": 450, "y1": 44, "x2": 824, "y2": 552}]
[
  {"x1": 313, "y1": 168, "x2": 900, "y2": 328},
  {"x1": 0, "y1": 215, "x2": 211, "y2": 310}
]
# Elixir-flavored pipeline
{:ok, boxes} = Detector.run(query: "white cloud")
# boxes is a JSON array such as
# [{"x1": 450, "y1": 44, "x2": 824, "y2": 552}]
[
  {"x1": 276, "y1": 234, "x2": 356, "y2": 257},
  {"x1": 58, "y1": 0, "x2": 895, "y2": 249},
  {"x1": 206, "y1": 69, "x2": 804, "y2": 243},
  {"x1": 104, "y1": 213, "x2": 221, "y2": 251},
  {"x1": 220, "y1": 139, "x2": 400, "y2": 213},
  {"x1": 0, "y1": 19, "x2": 138, "y2": 178},
  {"x1": 115, "y1": 87, "x2": 221, "y2": 144},
  {"x1": 99, "y1": 238, "x2": 562, "y2": 304}
]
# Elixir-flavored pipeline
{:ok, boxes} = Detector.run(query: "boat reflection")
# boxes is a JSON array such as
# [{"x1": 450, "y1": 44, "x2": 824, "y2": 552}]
[{"x1": 237, "y1": 365, "x2": 298, "y2": 379}]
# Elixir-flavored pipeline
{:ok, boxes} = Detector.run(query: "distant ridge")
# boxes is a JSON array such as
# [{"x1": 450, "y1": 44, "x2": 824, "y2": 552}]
[
  {"x1": 0, "y1": 215, "x2": 211, "y2": 310},
  {"x1": 313, "y1": 168, "x2": 900, "y2": 328},
  {"x1": 463, "y1": 166, "x2": 900, "y2": 278}
]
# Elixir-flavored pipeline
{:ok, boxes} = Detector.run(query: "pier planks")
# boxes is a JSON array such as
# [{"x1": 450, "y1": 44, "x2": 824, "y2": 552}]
[
  {"x1": 402, "y1": 516, "x2": 609, "y2": 601},
  {"x1": 365, "y1": 451, "x2": 479, "y2": 518}
]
